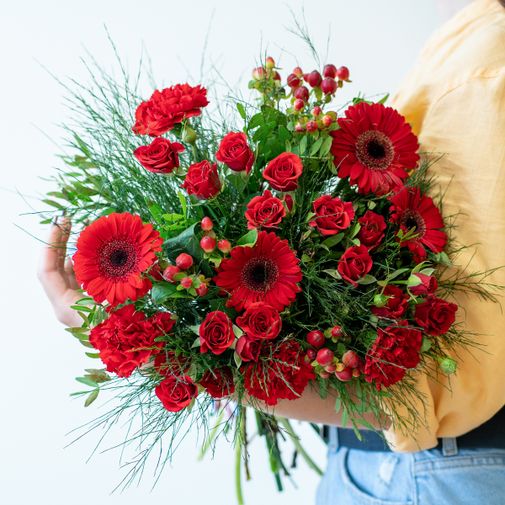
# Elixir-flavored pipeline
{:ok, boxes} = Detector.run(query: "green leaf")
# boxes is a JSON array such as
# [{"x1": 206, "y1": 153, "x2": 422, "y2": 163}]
[
  {"x1": 163, "y1": 223, "x2": 202, "y2": 261},
  {"x1": 386, "y1": 268, "x2": 410, "y2": 282},
  {"x1": 191, "y1": 337, "x2": 201, "y2": 348},
  {"x1": 341, "y1": 407, "x2": 349, "y2": 427},
  {"x1": 357, "y1": 274, "x2": 377, "y2": 285},
  {"x1": 248, "y1": 113, "x2": 264, "y2": 130},
  {"x1": 407, "y1": 274, "x2": 423, "y2": 287},
  {"x1": 233, "y1": 352, "x2": 243, "y2": 369},
  {"x1": 320, "y1": 136, "x2": 333, "y2": 157},
  {"x1": 323, "y1": 268, "x2": 341, "y2": 280},
  {"x1": 76, "y1": 377, "x2": 98, "y2": 388},
  {"x1": 151, "y1": 282, "x2": 190, "y2": 303},
  {"x1": 310, "y1": 137, "x2": 324, "y2": 156},
  {"x1": 84, "y1": 389, "x2": 99, "y2": 407},
  {"x1": 236, "y1": 228, "x2": 258, "y2": 247},
  {"x1": 378, "y1": 93, "x2": 390, "y2": 105},
  {"x1": 85, "y1": 352, "x2": 100, "y2": 359},
  {"x1": 236, "y1": 102, "x2": 246, "y2": 120},
  {"x1": 321, "y1": 233, "x2": 344, "y2": 249},
  {"x1": 299, "y1": 135, "x2": 308, "y2": 155}
]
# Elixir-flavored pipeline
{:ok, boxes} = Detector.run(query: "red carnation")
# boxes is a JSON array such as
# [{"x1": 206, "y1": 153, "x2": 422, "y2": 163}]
[
  {"x1": 372, "y1": 285, "x2": 409, "y2": 319},
  {"x1": 236, "y1": 302, "x2": 282, "y2": 340},
  {"x1": 245, "y1": 190, "x2": 286, "y2": 230},
  {"x1": 134, "y1": 137, "x2": 184, "y2": 174},
  {"x1": 364, "y1": 322, "x2": 423, "y2": 390},
  {"x1": 389, "y1": 187, "x2": 447, "y2": 261},
  {"x1": 337, "y1": 245, "x2": 373, "y2": 287},
  {"x1": 182, "y1": 160, "x2": 221, "y2": 199},
  {"x1": 244, "y1": 340, "x2": 315, "y2": 405},
  {"x1": 89, "y1": 305, "x2": 170, "y2": 378},
  {"x1": 133, "y1": 84, "x2": 209, "y2": 136},
  {"x1": 415, "y1": 296, "x2": 457, "y2": 336},
  {"x1": 331, "y1": 102, "x2": 419, "y2": 195},
  {"x1": 235, "y1": 336, "x2": 263, "y2": 362},
  {"x1": 309, "y1": 195, "x2": 355, "y2": 236},
  {"x1": 73, "y1": 213, "x2": 163, "y2": 307},
  {"x1": 155, "y1": 374, "x2": 198, "y2": 412},
  {"x1": 200, "y1": 367, "x2": 235, "y2": 398},
  {"x1": 358, "y1": 211, "x2": 387, "y2": 250},
  {"x1": 262, "y1": 152, "x2": 303, "y2": 191},
  {"x1": 199, "y1": 311, "x2": 235, "y2": 355},
  {"x1": 216, "y1": 132, "x2": 255, "y2": 173},
  {"x1": 410, "y1": 273, "x2": 438, "y2": 296},
  {"x1": 214, "y1": 231, "x2": 302, "y2": 311}
]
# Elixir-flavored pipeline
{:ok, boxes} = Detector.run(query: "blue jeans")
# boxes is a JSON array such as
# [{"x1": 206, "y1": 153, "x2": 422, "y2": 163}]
[{"x1": 316, "y1": 428, "x2": 505, "y2": 505}]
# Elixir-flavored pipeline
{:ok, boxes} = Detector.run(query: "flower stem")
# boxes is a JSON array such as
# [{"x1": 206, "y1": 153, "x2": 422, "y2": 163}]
[{"x1": 235, "y1": 412, "x2": 245, "y2": 505}]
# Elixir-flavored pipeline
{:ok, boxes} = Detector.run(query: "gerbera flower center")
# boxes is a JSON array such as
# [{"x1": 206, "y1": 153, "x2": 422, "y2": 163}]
[
  {"x1": 401, "y1": 210, "x2": 426, "y2": 236},
  {"x1": 99, "y1": 239, "x2": 139, "y2": 278},
  {"x1": 355, "y1": 130, "x2": 395, "y2": 170},
  {"x1": 241, "y1": 257, "x2": 279, "y2": 292}
]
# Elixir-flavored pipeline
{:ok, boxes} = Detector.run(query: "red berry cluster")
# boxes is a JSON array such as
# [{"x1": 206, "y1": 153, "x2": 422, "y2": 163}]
[{"x1": 162, "y1": 252, "x2": 209, "y2": 296}]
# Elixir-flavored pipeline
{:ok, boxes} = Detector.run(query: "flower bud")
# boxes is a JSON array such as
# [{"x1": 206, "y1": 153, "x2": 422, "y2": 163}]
[
  {"x1": 439, "y1": 357, "x2": 457, "y2": 375},
  {"x1": 162, "y1": 265, "x2": 180, "y2": 283},
  {"x1": 283, "y1": 194, "x2": 294, "y2": 212},
  {"x1": 373, "y1": 293, "x2": 389, "y2": 307},
  {"x1": 322, "y1": 114, "x2": 334, "y2": 127},
  {"x1": 294, "y1": 86, "x2": 309, "y2": 102},
  {"x1": 321, "y1": 77, "x2": 337, "y2": 95},
  {"x1": 217, "y1": 239, "x2": 232, "y2": 254},
  {"x1": 265, "y1": 56, "x2": 275, "y2": 69},
  {"x1": 316, "y1": 348, "x2": 334, "y2": 366},
  {"x1": 175, "y1": 253, "x2": 193, "y2": 270},
  {"x1": 182, "y1": 125, "x2": 197, "y2": 144},
  {"x1": 294, "y1": 122, "x2": 306, "y2": 133},
  {"x1": 180, "y1": 276, "x2": 193, "y2": 289},
  {"x1": 201, "y1": 216, "x2": 214, "y2": 231},
  {"x1": 306, "y1": 348, "x2": 316, "y2": 361},
  {"x1": 323, "y1": 64, "x2": 337, "y2": 79},
  {"x1": 252, "y1": 66, "x2": 266, "y2": 80},
  {"x1": 273, "y1": 71, "x2": 281, "y2": 81},
  {"x1": 196, "y1": 283, "x2": 209, "y2": 296},
  {"x1": 200, "y1": 236, "x2": 216, "y2": 253},
  {"x1": 307, "y1": 330, "x2": 325, "y2": 348},
  {"x1": 325, "y1": 363, "x2": 337, "y2": 373},
  {"x1": 335, "y1": 366, "x2": 353, "y2": 382},
  {"x1": 306, "y1": 70, "x2": 322, "y2": 88},
  {"x1": 287, "y1": 73, "x2": 301, "y2": 88},
  {"x1": 293, "y1": 98, "x2": 305, "y2": 111},
  {"x1": 312, "y1": 106, "x2": 322, "y2": 117},
  {"x1": 330, "y1": 325, "x2": 343, "y2": 339},
  {"x1": 337, "y1": 66, "x2": 350, "y2": 81},
  {"x1": 292, "y1": 66, "x2": 304, "y2": 78},
  {"x1": 318, "y1": 370, "x2": 330, "y2": 379},
  {"x1": 306, "y1": 120, "x2": 318, "y2": 133},
  {"x1": 342, "y1": 350, "x2": 361, "y2": 369}
]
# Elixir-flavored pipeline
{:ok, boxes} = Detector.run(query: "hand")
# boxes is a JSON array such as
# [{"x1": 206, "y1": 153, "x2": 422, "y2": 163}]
[{"x1": 38, "y1": 217, "x2": 83, "y2": 327}]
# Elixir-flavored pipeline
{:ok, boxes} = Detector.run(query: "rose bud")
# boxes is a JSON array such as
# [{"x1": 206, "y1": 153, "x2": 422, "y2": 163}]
[
  {"x1": 307, "y1": 330, "x2": 325, "y2": 348},
  {"x1": 323, "y1": 64, "x2": 337, "y2": 79},
  {"x1": 163, "y1": 265, "x2": 180, "y2": 283},
  {"x1": 265, "y1": 56, "x2": 275, "y2": 69},
  {"x1": 342, "y1": 350, "x2": 361, "y2": 369},
  {"x1": 217, "y1": 239, "x2": 232, "y2": 254},
  {"x1": 180, "y1": 276, "x2": 193, "y2": 289},
  {"x1": 272, "y1": 71, "x2": 281, "y2": 81},
  {"x1": 176, "y1": 253, "x2": 193, "y2": 270},
  {"x1": 318, "y1": 370, "x2": 331, "y2": 379},
  {"x1": 410, "y1": 273, "x2": 438, "y2": 296},
  {"x1": 373, "y1": 293, "x2": 389, "y2": 307},
  {"x1": 322, "y1": 114, "x2": 334, "y2": 127},
  {"x1": 325, "y1": 363, "x2": 337, "y2": 373},
  {"x1": 283, "y1": 194, "x2": 294, "y2": 212},
  {"x1": 306, "y1": 348, "x2": 316, "y2": 361},
  {"x1": 292, "y1": 66, "x2": 304, "y2": 77},
  {"x1": 330, "y1": 325, "x2": 343, "y2": 339},
  {"x1": 293, "y1": 98, "x2": 305, "y2": 111},
  {"x1": 306, "y1": 120, "x2": 318, "y2": 133},
  {"x1": 200, "y1": 236, "x2": 216, "y2": 253},
  {"x1": 252, "y1": 66, "x2": 266, "y2": 80},
  {"x1": 295, "y1": 122, "x2": 306, "y2": 133},
  {"x1": 337, "y1": 66, "x2": 350, "y2": 81},
  {"x1": 287, "y1": 73, "x2": 301, "y2": 88},
  {"x1": 439, "y1": 357, "x2": 457, "y2": 375},
  {"x1": 316, "y1": 348, "x2": 334, "y2": 366},
  {"x1": 312, "y1": 106, "x2": 322, "y2": 117},
  {"x1": 321, "y1": 77, "x2": 337, "y2": 95},
  {"x1": 335, "y1": 366, "x2": 353, "y2": 382},
  {"x1": 306, "y1": 70, "x2": 322, "y2": 88},
  {"x1": 294, "y1": 86, "x2": 309, "y2": 102},
  {"x1": 196, "y1": 284, "x2": 209, "y2": 296},
  {"x1": 201, "y1": 216, "x2": 213, "y2": 231},
  {"x1": 182, "y1": 125, "x2": 197, "y2": 144}
]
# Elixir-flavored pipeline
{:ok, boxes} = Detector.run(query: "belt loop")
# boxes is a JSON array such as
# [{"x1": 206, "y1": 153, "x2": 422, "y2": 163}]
[
  {"x1": 328, "y1": 427, "x2": 339, "y2": 452},
  {"x1": 442, "y1": 437, "x2": 459, "y2": 457}
]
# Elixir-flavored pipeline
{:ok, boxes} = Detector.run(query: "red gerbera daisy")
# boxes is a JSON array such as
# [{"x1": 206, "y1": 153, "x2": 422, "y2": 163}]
[
  {"x1": 213, "y1": 231, "x2": 302, "y2": 311},
  {"x1": 330, "y1": 102, "x2": 419, "y2": 195},
  {"x1": 389, "y1": 187, "x2": 447, "y2": 261},
  {"x1": 73, "y1": 212, "x2": 163, "y2": 306}
]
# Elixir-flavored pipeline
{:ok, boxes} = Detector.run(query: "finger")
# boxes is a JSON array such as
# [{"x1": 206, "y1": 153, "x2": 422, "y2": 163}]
[
  {"x1": 39, "y1": 216, "x2": 71, "y2": 274},
  {"x1": 64, "y1": 256, "x2": 80, "y2": 290}
]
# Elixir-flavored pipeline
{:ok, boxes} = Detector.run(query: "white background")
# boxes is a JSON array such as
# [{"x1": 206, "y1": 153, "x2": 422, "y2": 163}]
[{"x1": 0, "y1": 1, "x2": 445, "y2": 504}]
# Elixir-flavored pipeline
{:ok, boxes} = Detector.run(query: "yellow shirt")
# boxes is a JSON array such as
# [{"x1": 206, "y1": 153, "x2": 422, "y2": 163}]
[{"x1": 386, "y1": 0, "x2": 505, "y2": 452}]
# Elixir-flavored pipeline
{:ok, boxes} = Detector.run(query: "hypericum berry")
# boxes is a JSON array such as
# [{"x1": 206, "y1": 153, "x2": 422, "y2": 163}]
[
  {"x1": 294, "y1": 86, "x2": 309, "y2": 102},
  {"x1": 180, "y1": 276, "x2": 193, "y2": 289},
  {"x1": 321, "y1": 77, "x2": 337, "y2": 95},
  {"x1": 325, "y1": 363, "x2": 337, "y2": 373},
  {"x1": 200, "y1": 236, "x2": 216, "y2": 253},
  {"x1": 292, "y1": 66, "x2": 304, "y2": 78},
  {"x1": 252, "y1": 66, "x2": 266, "y2": 80},
  {"x1": 306, "y1": 70, "x2": 322, "y2": 87},
  {"x1": 335, "y1": 366, "x2": 353, "y2": 382},
  {"x1": 306, "y1": 348, "x2": 316, "y2": 361},
  {"x1": 293, "y1": 98, "x2": 305, "y2": 111},
  {"x1": 176, "y1": 253, "x2": 193, "y2": 270},
  {"x1": 312, "y1": 106, "x2": 322, "y2": 117},
  {"x1": 322, "y1": 114, "x2": 334, "y2": 127},
  {"x1": 323, "y1": 64, "x2": 337, "y2": 79},
  {"x1": 162, "y1": 265, "x2": 180, "y2": 283},
  {"x1": 196, "y1": 284, "x2": 209, "y2": 296},
  {"x1": 307, "y1": 330, "x2": 325, "y2": 348},
  {"x1": 316, "y1": 348, "x2": 334, "y2": 366},
  {"x1": 306, "y1": 120, "x2": 318, "y2": 133},
  {"x1": 217, "y1": 239, "x2": 232, "y2": 254},
  {"x1": 201, "y1": 216, "x2": 213, "y2": 231},
  {"x1": 336, "y1": 66, "x2": 350, "y2": 81},
  {"x1": 265, "y1": 56, "x2": 275, "y2": 69},
  {"x1": 319, "y1": 370, "x2": 331, "y2": 379},
  {"x1": 330, "y1": 325, "x2": 343, "y2": 339},
  {"x1": 352, "y1": 368, "x2": 361, "y2": 378},
  {"x1": 294, "y1": 122, "x2": 306, "y2": 133},
  {"x1": 342, "y1": 350, "x2": 361, "y2": 369},
  {"x1": 287, "y1": 73, "x2": 301, "y2": 88}
]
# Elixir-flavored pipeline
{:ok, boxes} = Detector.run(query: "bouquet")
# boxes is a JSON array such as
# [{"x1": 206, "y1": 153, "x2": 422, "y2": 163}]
[{"x1": 41, "y1": 50, "x2": 494, "y2": 503}]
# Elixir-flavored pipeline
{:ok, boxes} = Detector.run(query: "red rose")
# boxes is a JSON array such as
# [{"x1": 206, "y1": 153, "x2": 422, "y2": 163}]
[
  {"x1": 236, "y1": 302, "x2": 282, "y2": 340},
  {"x1": 372, "y1": 285, "x2": 409, "y2": 319},
  {"x1": 182, "y1": 160, "x2": 221, "y2": 199},
  {"x1": 199, "y1": 310, "x2": 235, "y2": 354},
  {"x1": 309, "y1": 195, "x2": 355, "y2": 236},
  {"x1": 410, "y1": 273, "x2": 438, "y2": 296},
  {"x1": 337, "y1": 245, "x2": 373, "y2": 287},
  {"x1": 415, "y1": 296, "x2": 457, "y2": 336},
  {"x1": 133, "y1": 84, "x2": 209, "y2": 137},
  {"x1": 200, "y1": 367, "x2": 235, "y2": 398},
  {"x1": 134, "y1": 137, "x2": 184, "y2": 174},
  {"x1": 216, "y1": 132, "x2": 255, "y2": 173},
  {"x1": 244, "y1": 340, "x2": 315, "y2": 406},
  {"x1": 235, "y1": 336, "x2": 263, "y2": 362},
  {"x1": 358, "y1": 211, "x2": 387, "y2": 250},
  {"x1": 89, "y1": 305, "x2": 168, "y2": 378},
  {"x1": 245, "y1": 190, "x2": 286, "y2": 230},
  {"x1": 155, "y1": 374, "x2": 198, "y2": 412},
  {"x1": 262, "y1": 152, "x2": 303, "y2": 191},
  {"x1": 364, "y1": 322, "x2": 423, "y2": 390}
]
